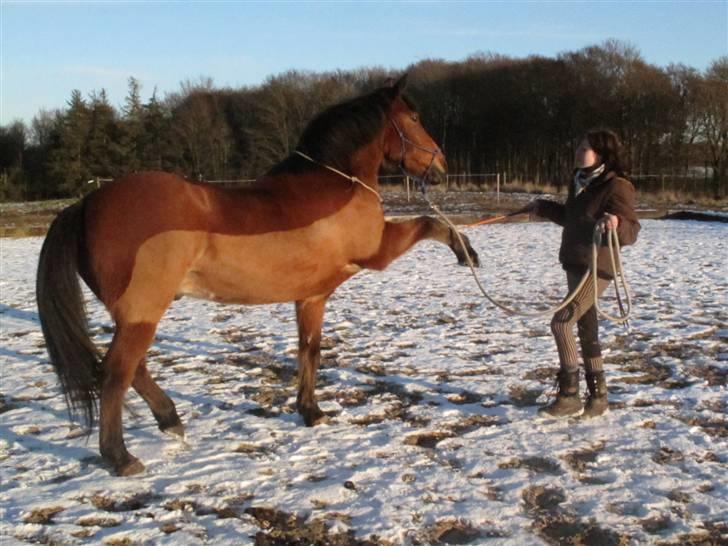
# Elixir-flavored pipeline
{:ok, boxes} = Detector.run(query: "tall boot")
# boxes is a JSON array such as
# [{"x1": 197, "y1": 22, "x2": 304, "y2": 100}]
[
  {"x1": 537, "y1": 370, "x2": 582, "y2": 417},
  {"x1": 582, "y1": 372, "x2": 608, "y2": 418}
]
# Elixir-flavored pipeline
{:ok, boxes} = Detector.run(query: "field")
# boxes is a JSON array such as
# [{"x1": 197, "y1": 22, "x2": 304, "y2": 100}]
[{"x1": 0, "y1": 215, "x2": 726, "y2": 545}]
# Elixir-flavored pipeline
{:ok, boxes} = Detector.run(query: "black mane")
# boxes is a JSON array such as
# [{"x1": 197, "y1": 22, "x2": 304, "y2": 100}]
[{"x1": 268, "y1": 86, "x2": 415, "y2": 175}]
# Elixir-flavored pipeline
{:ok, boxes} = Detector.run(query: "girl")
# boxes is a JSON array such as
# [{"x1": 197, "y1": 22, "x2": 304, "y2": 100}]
[{"x1": 530, "y1": 129, "x2": 640, "y2": 418}]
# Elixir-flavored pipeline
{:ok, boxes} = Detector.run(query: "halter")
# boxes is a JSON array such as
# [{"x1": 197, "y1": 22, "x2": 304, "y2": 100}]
[{"x1": 389, "y1": 117, "x2": 443, "y2": 196}]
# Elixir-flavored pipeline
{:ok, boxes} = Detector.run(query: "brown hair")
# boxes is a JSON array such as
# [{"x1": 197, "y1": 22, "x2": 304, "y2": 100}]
[{"x1": 585, "y1": 129, "x2": 628, "y2": 175}]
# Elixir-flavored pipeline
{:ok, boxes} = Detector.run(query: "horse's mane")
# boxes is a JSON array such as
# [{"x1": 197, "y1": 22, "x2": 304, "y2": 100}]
[{"x1": 268, "y1": 86, "x2": 416, "y2": 175}]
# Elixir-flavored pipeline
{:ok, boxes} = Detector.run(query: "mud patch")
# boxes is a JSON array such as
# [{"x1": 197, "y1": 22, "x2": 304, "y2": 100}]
[
  {"x1": 499, "y1": 456, "x2": 563, "y2": 475},
  {"x1": 22, "y1": 505, "x2": 65, "y2": 524},
  {"x1": 87, "y1": 491, "x2": 160, "y2": 512},
  {"x1": 245, "y1": 506, "x2": 379, "y2": 545},
  {"x1": 561, "y1": 441, "x2": 607, "y2": 474},
  {"x1": 404, "y1": 431, "x2": 455, "y2": 449}
]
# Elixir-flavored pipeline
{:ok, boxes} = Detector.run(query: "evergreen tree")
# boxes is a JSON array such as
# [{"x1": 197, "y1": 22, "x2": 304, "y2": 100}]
[
  {"x1": 47, "y1": 90, "x2": 91, "y2": 196},
  {"x1": 121, "y1": 77, "x2": 144, "y2": 171},
  {"x1": 86, "y1": 89, "x2": 121, "y2": 180}
]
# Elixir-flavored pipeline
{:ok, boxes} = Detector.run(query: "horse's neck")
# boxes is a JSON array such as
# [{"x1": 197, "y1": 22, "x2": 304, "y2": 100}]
[{"x1": 348, "y1": 143, "x2": 384, "y2": 190}]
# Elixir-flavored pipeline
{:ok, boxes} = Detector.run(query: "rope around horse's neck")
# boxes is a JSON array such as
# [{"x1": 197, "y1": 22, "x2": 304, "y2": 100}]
[
  {"x1": 294, "y1": 151, "x2": 383, "y2": 202},
  {"x1": 424, "y1": 198, "x2": 632, "y2": 323}
]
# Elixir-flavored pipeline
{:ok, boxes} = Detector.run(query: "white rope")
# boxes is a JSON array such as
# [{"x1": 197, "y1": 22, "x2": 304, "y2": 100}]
[
  {"x1": 294, "y1": 151, "x2": 383, "y2": 202},
  {"x1": 425, "y1": 200, "x2": 632, "y2": 323}
]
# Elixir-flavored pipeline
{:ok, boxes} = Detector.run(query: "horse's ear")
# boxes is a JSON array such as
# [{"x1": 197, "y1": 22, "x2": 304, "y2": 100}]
[{"x1": 393, "y1": 73, "x2": 408, "y2": 95}]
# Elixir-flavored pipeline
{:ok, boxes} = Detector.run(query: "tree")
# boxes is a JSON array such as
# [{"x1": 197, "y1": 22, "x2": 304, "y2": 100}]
[
  {"x1": 0, "y1": 121, "x2": 27, "y2": 200},
  {"x1": 121, "y1": 77, "x2": 144, "y2": 171},
  {"x1": 698, "y1": 57, "x2": 728, "y2": 195},
  {"x1": 47, "y1": 90, "x2": 91, "y2": 196},
  {"x1": 86, "y1": 89, "x2": 121, "y2": 179}
]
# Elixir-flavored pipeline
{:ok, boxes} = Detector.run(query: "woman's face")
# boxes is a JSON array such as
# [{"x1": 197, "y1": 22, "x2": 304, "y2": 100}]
[{"x1": 575, "y1": 139, "x2": 600, "y2": 169}]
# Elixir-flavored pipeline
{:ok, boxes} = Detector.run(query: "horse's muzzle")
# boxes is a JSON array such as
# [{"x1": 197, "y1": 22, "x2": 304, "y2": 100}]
[{"x1": 428, "y1": 160, "x2": 447, "y2": 185}]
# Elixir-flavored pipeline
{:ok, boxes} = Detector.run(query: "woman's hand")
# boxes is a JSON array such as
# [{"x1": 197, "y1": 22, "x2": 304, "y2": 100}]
[
  {"x1": 516, "y1": 200, "x2": 539, "y2": 219},
  {"x1": 598, "y1": 213, "x2": 619, "y2": 232}
]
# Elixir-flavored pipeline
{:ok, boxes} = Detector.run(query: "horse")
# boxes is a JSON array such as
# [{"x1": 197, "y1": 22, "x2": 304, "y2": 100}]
[{"x1": 36, "y1": 74, "x2": 480, "y2": 476}]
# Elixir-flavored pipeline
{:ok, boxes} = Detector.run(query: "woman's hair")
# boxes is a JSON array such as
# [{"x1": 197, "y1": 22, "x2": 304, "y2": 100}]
[{"x1": 584, "y1": 128, "x2": 628, "y2": 175}]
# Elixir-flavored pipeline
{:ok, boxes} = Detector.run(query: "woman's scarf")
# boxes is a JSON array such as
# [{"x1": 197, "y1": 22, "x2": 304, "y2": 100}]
[{"x1": 573, "y1": 163, "x2": 605, "y2": 195}]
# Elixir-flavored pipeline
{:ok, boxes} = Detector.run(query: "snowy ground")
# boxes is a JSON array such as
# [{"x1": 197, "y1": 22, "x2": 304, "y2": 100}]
[{"x1": 0, "y1": 219, "x2": 726, "y2": 545}]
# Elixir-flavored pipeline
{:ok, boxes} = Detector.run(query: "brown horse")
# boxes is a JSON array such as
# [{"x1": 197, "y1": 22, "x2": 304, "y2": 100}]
[{"x1": 36, "y1": 75, "x2": 479, "y2": 476}]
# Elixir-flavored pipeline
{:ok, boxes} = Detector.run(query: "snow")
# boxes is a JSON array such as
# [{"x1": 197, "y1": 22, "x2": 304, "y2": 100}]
[{"x1": 0, "y1": 219, "x2": 726, "y2": 545}]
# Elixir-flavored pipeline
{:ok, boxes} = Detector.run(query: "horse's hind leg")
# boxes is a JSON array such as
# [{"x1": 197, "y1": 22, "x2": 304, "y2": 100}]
[
  {"x1": 132, "y1": 358, "x2": 184, "y2": 437},
  {"x1": 100, "y1": 321, "x2": 157, "y2": 476},
  {"x1": 295, "y1": 295, "x2": 329, "y2": 426}
]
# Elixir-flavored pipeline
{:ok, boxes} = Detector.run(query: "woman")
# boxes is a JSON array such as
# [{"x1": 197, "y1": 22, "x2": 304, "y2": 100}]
[{"x1": 529, "y1": 129, "x2": 640, "y2": 418}]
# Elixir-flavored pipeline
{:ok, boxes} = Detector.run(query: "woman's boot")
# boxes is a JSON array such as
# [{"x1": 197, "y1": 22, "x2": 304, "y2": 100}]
[
  {"x1": 537, "y1": 370, "x2": 582, "y2": 417},
  {"x1": 582, "y1": 372, "x2": 608, "y2": 418}
]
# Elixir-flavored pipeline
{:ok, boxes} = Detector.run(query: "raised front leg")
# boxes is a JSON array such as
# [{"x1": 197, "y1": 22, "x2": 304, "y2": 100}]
[
  {"x1": 295, "y1": 295, "x2": 329, "y2": 426},
  {"x1": 359, "y1": 216, "x2": 480, "y2": 271}
]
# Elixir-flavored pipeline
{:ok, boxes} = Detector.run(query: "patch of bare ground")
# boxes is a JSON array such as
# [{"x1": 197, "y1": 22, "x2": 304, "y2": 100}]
[
  {"x1": 561, "y1": 441, "x2": 607, "y2": 478},
  {"x1": 0, "y1": 393, "x2": 19, "y2": 414},
  {"x1": 86, "y1": 491, "x2": 160, "y2": 512},
  {"x1": 414, "y1": 517, "x2": 510, "y2": 544},
  {"x1": 447, "y1": 414, "x2": 506, "y2": 435},
  {"x1": 673, "y1": 413, "x2": 728, "y2": 438},
  {"x1": 348, "y1": 380, "x2": 428, "y2": 426},
  {"x1": 521, "y1": 484, "x2": 628, "y2": 545},
  {"x1": 507, "y1": 385, "x2": 544, "y2": 407},
  {"x1": 685, "y1": 364, "x2": 727, "y2": 387},
  {"x1": 523, "y1": 367, "x2": 559, "y2": 381},
  {"x1": 22, "y1": 506, "x2": 65, "y2": 524},
  {"x1": 445, "y1": 390, "x2": 484, "y2": 405},
  {"x1": 245, "y1": 506, "x2": 382, "y2": 546},
  {"x1": 404, "y1": 431, "x2": 455, "y2": 449},
  {"x1": 655, "y1": 520, "x2": 728, "y2": 546},
  {"x1": 499, "y1": 456, "x2": 564, "y2": 475},
  {"x1": 610, "y1": 355, "x2": 676, "y2": 387},
  {"x1": 163, "y1": 493, "x2": 253, "y2": 519},
  {"x1": 75, "y1": 514, "x2": 122, "y2": 527}
]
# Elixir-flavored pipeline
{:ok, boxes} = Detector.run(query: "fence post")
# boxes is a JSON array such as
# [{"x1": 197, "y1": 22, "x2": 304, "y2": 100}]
[
  {"x1": 406, "y1": 176, "x2": 410, "y2": 201},
  {"x1": 496, "y1": 173, "x2": 500, "y2": 204}
]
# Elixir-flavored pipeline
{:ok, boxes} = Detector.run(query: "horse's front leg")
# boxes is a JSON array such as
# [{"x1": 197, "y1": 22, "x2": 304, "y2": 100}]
[
  {"x1": 295, "y1": 294, "x2": 330, "y2": 426},
  {"x1": 360, "y1": 216, "x2": 480, "y2": 271}
]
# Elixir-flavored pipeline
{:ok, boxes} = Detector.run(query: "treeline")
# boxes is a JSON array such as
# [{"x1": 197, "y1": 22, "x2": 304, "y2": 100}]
[{"x1": 1, "y1": 40, "x2": 726, "y2": 201}]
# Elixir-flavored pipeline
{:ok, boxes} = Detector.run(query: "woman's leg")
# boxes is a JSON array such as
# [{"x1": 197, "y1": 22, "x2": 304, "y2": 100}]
[
  {"x1": 575, "y1": 275, "x2": 611, "y2": 417},
  {"x1": 539, "y1": 270, "x2": 603, "y2": 417}
]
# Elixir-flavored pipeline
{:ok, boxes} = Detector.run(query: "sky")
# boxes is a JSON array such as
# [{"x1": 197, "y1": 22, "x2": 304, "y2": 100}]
[{"x1": 1, "y1": 0, "x2": 727, "y2": 125}]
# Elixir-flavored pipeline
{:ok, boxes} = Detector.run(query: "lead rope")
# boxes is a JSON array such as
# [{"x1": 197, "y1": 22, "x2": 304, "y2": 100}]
[
  {"x1": 422, "y1": 194, "x2": 632, "y2": 324},
  {"x1": 294, "y1": 150, "x2": 383, "y2": 203}
]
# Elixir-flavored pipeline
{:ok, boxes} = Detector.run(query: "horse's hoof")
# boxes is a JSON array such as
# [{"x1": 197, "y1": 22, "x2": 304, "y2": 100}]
[
  {"x1": 162, "y1": 423, "x2": 185, "y2": 438},
  {"x1": 116, "y1": 457, "x2": 145, "y2": 476},
  {"x1": 302, "y1": 409, "x2": 327, "y2": 427}
]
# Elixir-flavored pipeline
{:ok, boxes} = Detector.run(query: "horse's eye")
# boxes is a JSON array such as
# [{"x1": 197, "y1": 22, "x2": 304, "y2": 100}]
[{"x1": 411, "y1": 113, "x2": 419, "y2": 122}]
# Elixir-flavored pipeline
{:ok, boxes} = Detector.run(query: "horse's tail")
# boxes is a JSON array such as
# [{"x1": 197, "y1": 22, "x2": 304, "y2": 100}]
[{"x1": 36, "y1": 198, "x2": 102, "y2": 430}]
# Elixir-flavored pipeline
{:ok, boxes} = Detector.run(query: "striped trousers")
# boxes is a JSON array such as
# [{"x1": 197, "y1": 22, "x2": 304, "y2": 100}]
[{"x1": 551, "y1": 269, "x2": 611, "y2": 374}]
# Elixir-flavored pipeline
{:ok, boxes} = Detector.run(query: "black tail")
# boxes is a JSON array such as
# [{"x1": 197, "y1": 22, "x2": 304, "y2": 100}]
[{"x1": 36, "y1": 199, "x2": 102, "y2": 430}]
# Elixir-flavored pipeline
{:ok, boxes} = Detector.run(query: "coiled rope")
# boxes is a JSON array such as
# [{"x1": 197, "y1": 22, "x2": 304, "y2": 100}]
[{"x1": 424, "y1": 198, "x2": 632, "y2": 324}]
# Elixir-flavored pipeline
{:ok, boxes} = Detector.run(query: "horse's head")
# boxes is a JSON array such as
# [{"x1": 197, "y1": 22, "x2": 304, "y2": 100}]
[{"x1": 383, "y1": 75, "x2": 447, "y2": 185}]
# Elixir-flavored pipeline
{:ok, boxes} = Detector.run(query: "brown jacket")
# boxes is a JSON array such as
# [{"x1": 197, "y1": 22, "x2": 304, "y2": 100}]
[{"x1": 536, "y1": 170, "x2": 640, "y2": 279}]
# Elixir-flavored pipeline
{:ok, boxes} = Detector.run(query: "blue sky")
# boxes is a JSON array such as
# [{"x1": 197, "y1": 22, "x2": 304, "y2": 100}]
[{"x1": 2, "y1": 0, "x2": 726, "y2": 125}]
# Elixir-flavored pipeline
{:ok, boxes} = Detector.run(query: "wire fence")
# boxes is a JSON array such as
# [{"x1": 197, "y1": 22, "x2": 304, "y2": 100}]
[{"x1": 190, "y1": 171, "x2": 724, "y2": 198}]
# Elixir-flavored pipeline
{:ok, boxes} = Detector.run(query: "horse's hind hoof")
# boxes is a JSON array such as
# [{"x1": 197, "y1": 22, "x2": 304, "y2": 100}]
[
  {"x1": 162, "y1": 423, "x2": 185, "y2": 438},
  {"x1": 116, "y1": 457, "x2": 145, "y2": 477}
]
